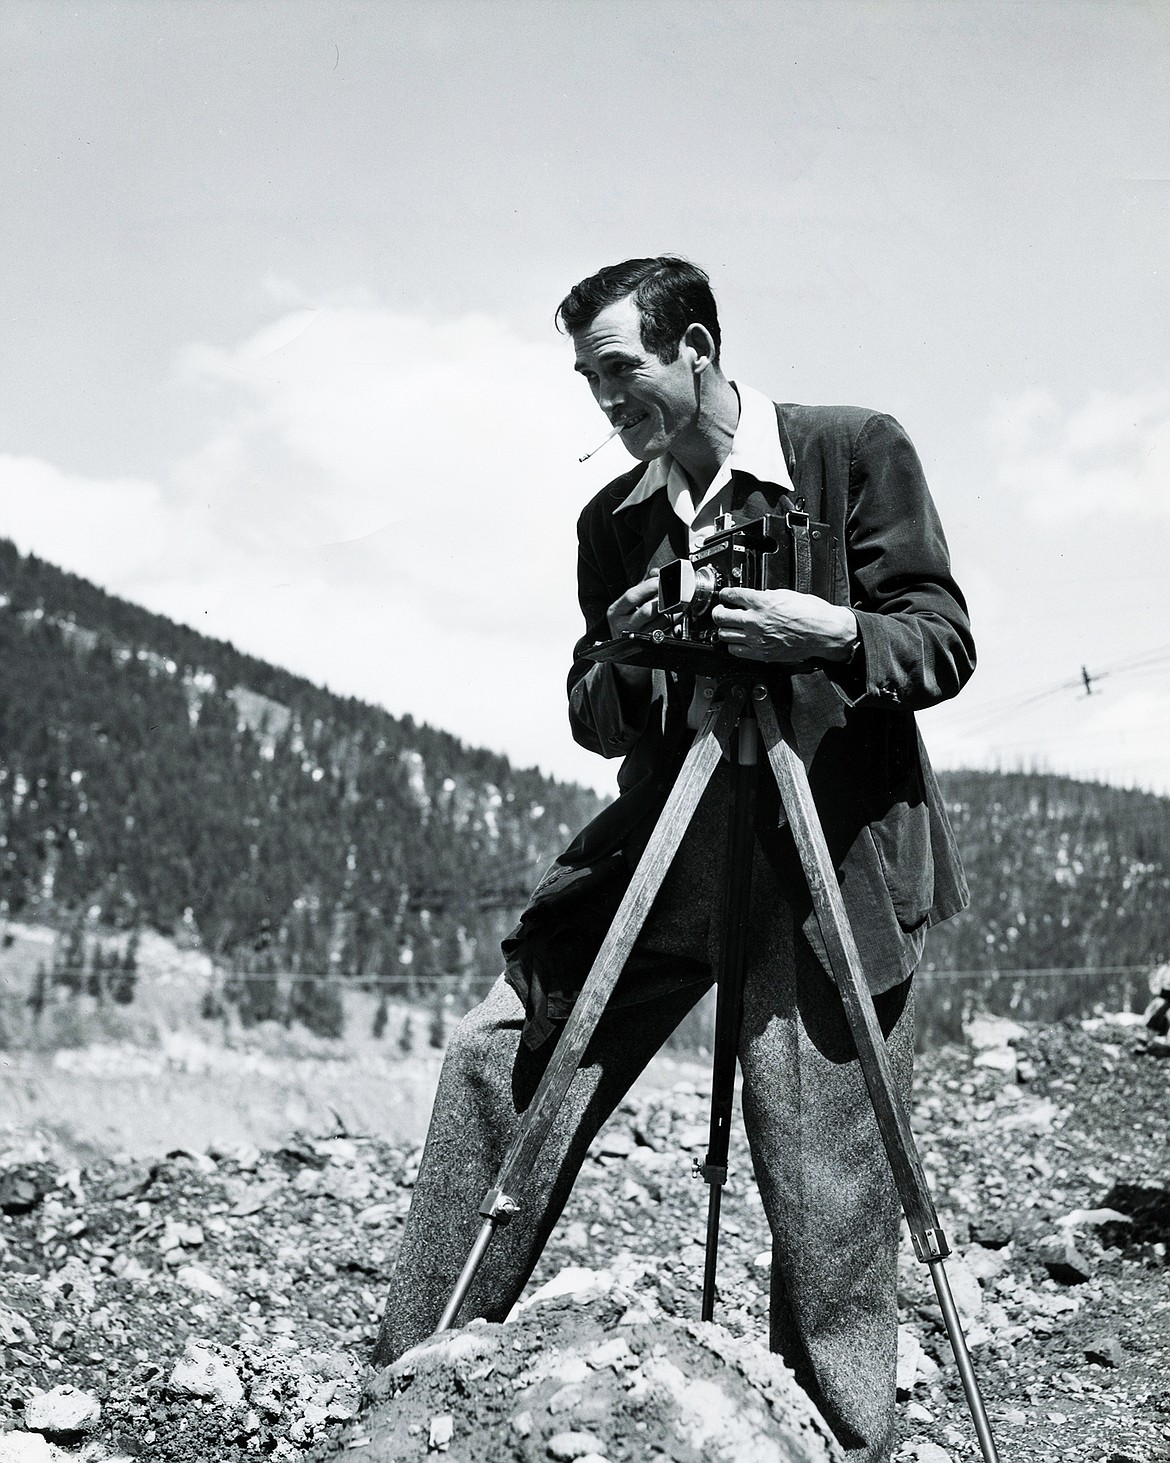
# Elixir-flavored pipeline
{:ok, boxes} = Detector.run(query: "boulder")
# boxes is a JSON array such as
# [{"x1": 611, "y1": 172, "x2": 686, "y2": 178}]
[
  {"x1": 169, "y1": 1339, "x2": 246, "y2": 1408},
  {"x1": 23, "y1": 1384, "x2": 101, "y2": 1437}
]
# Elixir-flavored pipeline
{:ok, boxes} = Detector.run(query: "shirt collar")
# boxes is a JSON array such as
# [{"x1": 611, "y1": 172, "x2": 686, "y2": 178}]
[{"x1": 613, "y1": 382, "x2": 793, "y2": 519}]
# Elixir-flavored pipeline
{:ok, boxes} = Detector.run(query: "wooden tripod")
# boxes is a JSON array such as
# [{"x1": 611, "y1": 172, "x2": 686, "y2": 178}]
[{"x1": 437, "y1": 679, "x2": 1000, "y2": 1463}]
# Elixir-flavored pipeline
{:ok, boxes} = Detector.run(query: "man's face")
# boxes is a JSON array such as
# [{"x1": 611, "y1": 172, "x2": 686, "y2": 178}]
[{"x1": 572, "y1": 294, "x2": 698, "y2": 462}]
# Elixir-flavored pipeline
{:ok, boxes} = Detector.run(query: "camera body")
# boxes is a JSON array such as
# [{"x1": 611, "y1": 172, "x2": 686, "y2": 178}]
[{"x1": 587, "y1": 510, "x2": 835, "y2": 674}]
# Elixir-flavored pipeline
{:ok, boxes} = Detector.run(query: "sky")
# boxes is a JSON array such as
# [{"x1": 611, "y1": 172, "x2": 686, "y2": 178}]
[{"x1": 1, "y1": 0, "x2": 1168, "y2": 797}]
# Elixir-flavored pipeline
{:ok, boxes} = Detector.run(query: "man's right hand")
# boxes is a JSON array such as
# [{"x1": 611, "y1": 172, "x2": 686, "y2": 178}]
[{"x1": 606, "y1": 573, "x2": 661, "y2": 637}]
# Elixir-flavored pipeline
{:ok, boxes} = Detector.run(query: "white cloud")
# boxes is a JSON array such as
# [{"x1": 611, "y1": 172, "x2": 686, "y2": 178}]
[
  {"x1": 0, "y1": 301, "x2": 630, "y2": 792},
  {"x1": 990, "y1": 385, "x2": 1170, "y2": 520},
  {"x1": 0, "y1": 456, "x2": 210, "y2": 583}
]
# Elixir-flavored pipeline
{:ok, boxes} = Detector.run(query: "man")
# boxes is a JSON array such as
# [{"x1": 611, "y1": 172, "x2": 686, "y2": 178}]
[{"x1": 374, "y1": 257, "x2": 975, "y2": 1463}]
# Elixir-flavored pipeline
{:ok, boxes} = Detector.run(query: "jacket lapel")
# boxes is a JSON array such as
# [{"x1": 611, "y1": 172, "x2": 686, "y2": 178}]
[{"x1": 614, "y1": 490, "x2": 687, "y2": 583}]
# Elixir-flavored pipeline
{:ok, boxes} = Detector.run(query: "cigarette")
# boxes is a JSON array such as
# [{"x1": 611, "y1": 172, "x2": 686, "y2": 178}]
[{"x1": 578, "y1": 423, "x2": 625, "y2": 463}]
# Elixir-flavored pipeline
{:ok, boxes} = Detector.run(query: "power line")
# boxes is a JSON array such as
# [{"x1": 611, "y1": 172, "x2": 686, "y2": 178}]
[
  {"x1": 204, "y1": 963, "x2": 1163, "y2": 988},
  {"x1": 952, "y1": 643, "x2": 1170, "y2": 738}
]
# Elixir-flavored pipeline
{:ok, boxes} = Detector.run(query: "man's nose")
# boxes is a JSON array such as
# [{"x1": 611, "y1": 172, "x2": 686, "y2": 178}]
[{"x1": 596, "y1": 381, "x2": 626, "y2": 415}]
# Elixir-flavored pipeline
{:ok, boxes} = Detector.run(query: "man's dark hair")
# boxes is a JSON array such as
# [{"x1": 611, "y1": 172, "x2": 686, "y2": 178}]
[{"x1": 555, "y1": 256, "x2": 721, "y2": 365}]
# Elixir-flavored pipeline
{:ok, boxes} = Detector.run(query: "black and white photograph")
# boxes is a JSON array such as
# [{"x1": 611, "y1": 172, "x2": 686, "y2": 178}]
[{"x1": 0, "y1": 4, "x2": 1167, "y2": 1462}]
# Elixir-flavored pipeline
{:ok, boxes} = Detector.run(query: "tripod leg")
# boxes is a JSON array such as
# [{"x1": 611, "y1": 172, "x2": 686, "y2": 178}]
[
  {"x1": 754, "y1": 688, "x2": 1000, "y2": 1463},
  {"x1": 438, "y1": 686, "x2": 746, "y2": 1333},
  {"x1": 699, "y1": 712, "x2": 759, "y2": 1321}
]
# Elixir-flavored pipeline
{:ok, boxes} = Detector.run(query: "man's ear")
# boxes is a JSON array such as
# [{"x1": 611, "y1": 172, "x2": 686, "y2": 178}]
[{"x1": 681, "y1": 322, "x2": 716, "y2": 375}]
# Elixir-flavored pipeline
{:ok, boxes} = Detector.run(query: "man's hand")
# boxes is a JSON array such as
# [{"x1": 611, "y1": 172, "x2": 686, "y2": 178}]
[
  {"x1": 607, "y1": 573, "x2": 661, "y2": 637},
  {"x1": 710, "y1": 588, "x2": 858, "y2": 663}
]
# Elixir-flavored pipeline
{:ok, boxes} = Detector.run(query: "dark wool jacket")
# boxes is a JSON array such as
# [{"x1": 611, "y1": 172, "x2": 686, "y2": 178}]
[{"x1": 504, "y1": 404, "x2": 976, "y2": 1046}]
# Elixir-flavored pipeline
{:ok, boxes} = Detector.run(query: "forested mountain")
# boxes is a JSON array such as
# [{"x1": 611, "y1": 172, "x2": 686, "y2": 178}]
[
  {"x1": 1, "y1": 538, "x2": 1167, "y2": 1014},
  {"x1": 923, "y1": 771, "x2": 1170, "y2": 975},
  {"x1": 0, "y1": 540, "x2": 603, "y2": 1002}
]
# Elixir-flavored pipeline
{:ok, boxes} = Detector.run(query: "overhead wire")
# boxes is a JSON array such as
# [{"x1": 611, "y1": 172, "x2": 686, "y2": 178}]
[{"x1": 943, "y1": 642, "x2": 1170, "y2": 739}]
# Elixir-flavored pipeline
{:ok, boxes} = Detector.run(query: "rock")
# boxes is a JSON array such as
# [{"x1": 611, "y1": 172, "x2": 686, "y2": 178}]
[
  {"x1": 941, "y1": 1253, "x2": 982, "y2": 1321},
  {"x1": 904, "y1": 1401, "x2": 934, "y2": 1424},
  {"x1": 997, "y1": 1096, "x2": 1060, "y2": 1133},
  {"x1": 0, "y1": 1170, "x2": 44, "y2": 1215},
  {"x1": 175, "y1": 1263, "x2": 234, "y2": 1299},
  {"x1": 228, "y1": 1141, "x2": 262, "y2": 1170},
  {"x1": 301, "y1": 1349, "x2": 361, "y2": 1384},
  {"x1": 23, "y1": 1384, "x2": 101, "y2": 1436},
  {"x1": 357, "y1": 1202, "x2": 396, "y2": 1225},
  {"x1": 586, "y1": 1337, "x2": 633, "y2": 1370},
  {"x1": 104, "y1": 1163, "x2": 152, "y2": 1200},
  {"x1": 314, "y1": 1137, "x2": 360, "y2": 1164},
  {"x1": 1084, "y1": 1333, "x2": 1123, "y2": 1367},
  {"x1": 561, "y1": 1220, "x2": 591, "y2": 1251},
  {"x1": 427, "y1": 1413, "x2": 453, "y2": 1450},
  {"x1": 230, "y1": 1177, "x2": 285, "y2": 1216},
  {"x1": 913, "y1": 1445, "x2": 952, "y2": 1463},
  {"x1": 111, "y1": 1255, "x2": 151, "y2": 1282},
  {"x1": 320, "y1": 1167, "x2": 372, "y2": 1202},
  {"x1": 968, "y1": 1216, "x2": 1014, "y2": 1248},
  {"x1": 895, "y1": 1326, "x2": 938, "y2": 1396},
  {"x1": 0, "y1": 1433, "x2": 57, "y2": 1462},
  {"x1": 964, "y1": 1016, "x2": 1027, "y2": 1050},
  {"x1": 250, "y1": 1374, "x2": 284, "y2": 1418},
  {"x1": 972, "y1": 1047, "x2": 1017, "y2": 1074},
  {"x1": 1059, "y1": 1207, "x2": 1130, "y2": 1230},
  {"x1": 595, "y1": 1130, "x2": 635, "y2": 1158},
  {"x1": 1039, "y1": 1233, "x2": 1095, "y2": 1284},
  {"x1": 0, "y1": 1304, "x2": 35, "y2": 1345},
  {"x1": 547, "y1": 1433, "x2": 605, "y2": 1460},
  {"x1": 896, "y1": 1327, "x2": 925, "y2": 1395},
  {"x1": 547, "y1": 1383, "x2": 584, "y2": 1414},
  {"x1": 514, "y1": 1266, "x2": 615, "y2": 1313},
  {"x1": 962, "y1": 1243, "x2": 1011, "y2": 1284},
  {"x1": 169, "y1": 1339, "x2": 245, "y2": 1408}
]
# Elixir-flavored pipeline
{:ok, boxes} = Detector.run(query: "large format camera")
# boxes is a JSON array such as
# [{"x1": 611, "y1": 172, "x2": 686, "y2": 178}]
[{"x1": 587, "y1": 510, "x2": 834, "y2": 674}]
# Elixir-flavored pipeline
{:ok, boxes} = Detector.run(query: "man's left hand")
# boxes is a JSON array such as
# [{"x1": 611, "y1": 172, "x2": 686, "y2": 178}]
[{"x1": 710, "y1": 588, "x2": 858, "y2": 663}]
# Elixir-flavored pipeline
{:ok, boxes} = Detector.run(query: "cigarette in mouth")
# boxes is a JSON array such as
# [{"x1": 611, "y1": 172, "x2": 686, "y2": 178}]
[{"x1": 578, "y1": 423, "x2": 626, "y2": 463}]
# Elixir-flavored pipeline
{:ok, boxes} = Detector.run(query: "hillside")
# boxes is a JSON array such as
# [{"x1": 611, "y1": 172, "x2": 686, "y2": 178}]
[
  {"x1": 0, "y1": 540, "x2": 603, "y2": 1014},
  {"x1": 1, "y1": 538, "x2": 1168, "y2": 1041},
  {"x1": 927, "y1": 770, "x2": 1170, "y2": 975}
]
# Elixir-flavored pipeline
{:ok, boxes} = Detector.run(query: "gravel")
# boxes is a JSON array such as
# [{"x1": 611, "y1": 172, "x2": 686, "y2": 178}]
[{"x1": 0, "y1": 1011, "x2": 1167, "y2": 1462}]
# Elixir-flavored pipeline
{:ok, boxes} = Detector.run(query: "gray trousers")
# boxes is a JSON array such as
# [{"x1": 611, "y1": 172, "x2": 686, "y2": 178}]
[{"x1": 374, "y1": 783, "x2": 914, "y2": 1463}]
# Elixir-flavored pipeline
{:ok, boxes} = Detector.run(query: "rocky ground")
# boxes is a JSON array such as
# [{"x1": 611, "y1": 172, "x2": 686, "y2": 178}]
[{"x1": 0, "y1": 1010, "x2": 1168, "y2": 1463}]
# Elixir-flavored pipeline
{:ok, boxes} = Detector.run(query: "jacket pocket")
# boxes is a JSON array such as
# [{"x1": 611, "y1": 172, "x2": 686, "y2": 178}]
[{"x1": 867, "y1": 794, "x2": 934, "y2": 932}]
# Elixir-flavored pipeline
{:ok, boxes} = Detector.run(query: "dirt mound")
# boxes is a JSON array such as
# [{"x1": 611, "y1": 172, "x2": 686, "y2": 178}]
[{"x1": 353, "y1": 1269, "x2": 840, "y2": 1463}]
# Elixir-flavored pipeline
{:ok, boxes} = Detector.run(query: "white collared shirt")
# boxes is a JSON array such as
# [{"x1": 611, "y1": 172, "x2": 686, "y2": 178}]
[{"x1": 613, "y1": 382, "x2": 794, "y2": 550}]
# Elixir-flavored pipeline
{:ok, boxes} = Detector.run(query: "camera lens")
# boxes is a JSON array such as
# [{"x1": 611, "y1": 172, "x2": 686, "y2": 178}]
[{"x1": 689, "y1": 565, "x2": 719, "y2": 617}]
